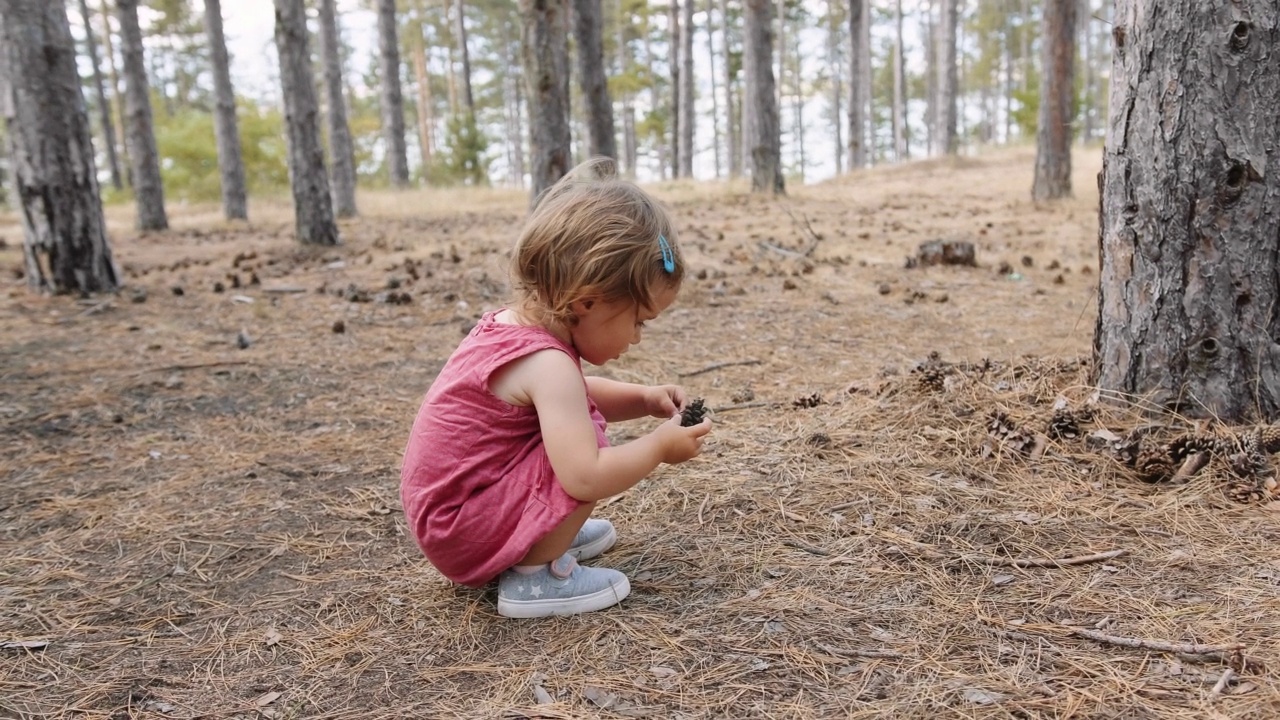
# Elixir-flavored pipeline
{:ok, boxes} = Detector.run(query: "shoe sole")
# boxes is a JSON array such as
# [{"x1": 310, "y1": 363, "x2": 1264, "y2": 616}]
[
  {"x1": 567, "y1": 524, "x2": 617, "y2": 561},
  {"x1": 497, "y1": 575, "x2": 631, "y2": 619}
]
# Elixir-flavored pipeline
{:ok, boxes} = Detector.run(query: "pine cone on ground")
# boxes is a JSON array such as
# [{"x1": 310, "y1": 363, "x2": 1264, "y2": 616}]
[
  {"x1": 911, "y1": 351, "x2": 951, "y2": 392},
  {"x1": 1047, "y1": 408, "x2": 1092, "y2": 440},
  {"x1": 1134, "y1": 442, "x2": 1176, "y2": 483}
]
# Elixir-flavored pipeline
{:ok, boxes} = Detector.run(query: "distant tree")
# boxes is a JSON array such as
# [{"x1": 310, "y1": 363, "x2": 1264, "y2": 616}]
[
  {"x1": 1032, "y1": 0, "x2": 1076, "y2": 200},
  {"x1": 743, "y1": 0, "x2": 782, "y2": 193},
  {"x1": 76, "y1": 0, "x2": 123, "y2": 191},
  {"x1": 0, "y1": 0, "x2": 118, "y2": 294},
  {"x1": 825, "y1": 0, "x2": 843, "y2": 174},
  {"x1": 572, "y1": 0, "x2": 617, "y2": 160},
  {"x1": 890, "y1": 0, "x2": 906, "y2": 161},
  {"x1": 678, "y1": 0, "x2": 694, "y2": 177},
  {"x1": 519, "y1": 0, "x2": 571, "y2": 201},
  {"x1": 98, "y1": 0, "x2": 131, "y2": 185},
  {"x1": 318, "y1": 0, "x2": 359, "y2": 216},
  {"x1": 273, "y1": 0, "x2": 339, "y2": 245},
  {"x1": 376, "y1": 0, "x2": 411, "y2": 187},
  {"x1": 668, "y1": 0, "x2": 680, "y2": 179},
  {"x1": 117, "y1": 0, "x2": 169, "y2": 230},
  {"x1": 203, "y1": 0, "x2": 248, "y2": 220},
  {"x1": 705, "y1": 0, "x2": 721, "y2": 178},
  {"x1": 720, "y1": 0, "x2": 740, "y2": 177},
  {"x1": 935, "y1": 0, "x2": 958, "y2": 155},
  {"x1": 1095, "y1": 0, "x2": 1280, "y2": 421}
]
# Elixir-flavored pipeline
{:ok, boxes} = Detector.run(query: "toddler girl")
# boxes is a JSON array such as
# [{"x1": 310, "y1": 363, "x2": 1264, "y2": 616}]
[{"x1": 401, "y1": 163, "x2": 712, "y2": 618}]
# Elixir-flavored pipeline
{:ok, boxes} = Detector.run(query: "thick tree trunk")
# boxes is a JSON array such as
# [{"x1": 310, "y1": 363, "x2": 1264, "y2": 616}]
[
  {"x1": 572, "y1": 0, "x2": 617, "y2": 159},
  {"x1": 847, "y1": 0, "x2": 867, "y2": 168},
  {"x1": 204, "y1": 0, "x2": 248, "y2": 220},
  {"x1": 519, "y1": 0, "x2": 571, "y2": 202},
  {"x1": 0, "y1": 0, "x2": 118, "y2": 294},
  {"x1": 273, "y1": 0, "x2": 339, "y2": 245},
  {"x1": 77, "y1": 0, "x2": 122, "y2": 191},
  {"x1": 117, "y1": 0, "x2": 168, "y2": 231},
  {"x1": 935, "y1": 0, "x2": 958, "y2": 155},
  {"x1": 744, "y1": 0, "x2": 782, "y2": 194},
  {"x1": 376, "y1": 0, "x2": 411, "y2": 187},
  {"x1": 1095, "y1": 0, "x2": 1280, "y2": 422},
  {"x1": 1032, "y1": 0, "x2": 1076, "y2": 200},
  {"x1": 678, "y1": 0, "x2": 694, "y2": 177},
  {"x1": 318, "y1": 0, "x2": 359, "y2": 216}
]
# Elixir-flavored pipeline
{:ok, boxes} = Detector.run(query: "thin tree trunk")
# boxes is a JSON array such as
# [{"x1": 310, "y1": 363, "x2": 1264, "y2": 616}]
[
  {"x1": 719, "y1": 0, "x2": 738, "y2": 177},
  {"x1": 847, "y1": 0, "x2": 867, "y2": 168},
  {"x1": 204, "y1": 0, "x2": 248, "y2": 220},
  {"x1": 744, "y1": 0, "x2": 782, "y2": 193},
  {"x1": 679, "y1": 0, "x2": 694, "y2": 177},
  {"x1": 1031, "y1": 0, "x2": 1076, "y2": 200},
  {"x1": 924, "y1": 0, "x2": 936, "y2": 156},
  {"x1": 443, "y1": 0, "x2": 459, "y2": 115},
  {"x1": 318, "y1": 0, "x2": 358, "y2": 216},
  {"x1": 740, "y1": 0, "x2": 756, "y2": 175},
  {"x1": 643, "y1": 12, "x2": 666, "y2": 176},
  {"x1": 935, "y1": 0, "x2": 958, "y2": 154},
  {"x1": 617, "y1": 0, "x2": 638, "y2": 176},
  {"x1": 519, "y1": 0, "x2": 571, "y2": 202},
  {"x1": 1, "y1": 0, "x2": 118, "y2": 294},
  {"x1": 455, "y1": 0, "x2": 475, "y2": 116},
  {"x1": 273, "y1": 0, "x2": 339, "y2": 245},
  {"x1": 99, "y1": 0, "x2": 131, "y2": 187},
  {"x1": 410, "y1": 27, "x2": 435, "y2": 174},
  {"x1": 705, "y1": 0, "x2": 721, "y2": 178},
  {"x1": 1095, "y1": 0, "x2": 1280, "y2": 421},
  {"x1": 572, "y1": 0, "x2": 618, "y2": 159},
  {"x1": 117, "y1": 0, "x2": 168, "y2": 230},
  {"x1": 827, "y1": 0, "x2": 842, "y2": 175},
  {"x1": 891, "y1": 0, "x2": 906, "y2": 161},
  {"x1": 668, "y1": 0, "x2": 680, "y2": 179},
  {"x1": 377, "y1": 0, "x2": 411, "y2": 187},
  {"x1": 77, "y1": 0, "x2": 122, "y2": 191},
  {"x1": 501, "y1": 18, "x2": 526, "y2": 187}
]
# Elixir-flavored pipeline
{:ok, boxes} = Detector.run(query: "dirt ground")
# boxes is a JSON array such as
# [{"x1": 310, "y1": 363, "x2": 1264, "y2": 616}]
[{"x1": 3, "y1": 147, "x2": 1278, "y2": 719}]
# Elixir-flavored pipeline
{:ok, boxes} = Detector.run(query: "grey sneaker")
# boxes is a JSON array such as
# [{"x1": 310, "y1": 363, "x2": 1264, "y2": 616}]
[
  {"x1": 568, "y1": 518, "x2": 617, "y2": 561},
  {"x1": 497, "y1": 554, "x2": 630, "y2": 618}
]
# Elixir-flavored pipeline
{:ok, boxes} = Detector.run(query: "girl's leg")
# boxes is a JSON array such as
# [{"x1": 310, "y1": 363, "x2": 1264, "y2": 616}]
[{"x1": 517, "y1": 501, "x2": 596, "y2": 566}]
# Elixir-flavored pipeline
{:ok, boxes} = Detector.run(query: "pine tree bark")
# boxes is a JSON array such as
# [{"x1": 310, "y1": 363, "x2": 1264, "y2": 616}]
[
  {"x1": 273, "y1": 0, "x2": 339, "y2": 245},
  {"x1": 0, "y1": 0, "x2": 118, "y2": 294},
  {"x1": 376, "y1": 0, "x2": 411, "y2": 187},
  {"x1": 720, "y1": 0, "x2": 739, "y2": 177},
  {"x1": 935, "y1": 0, "x2": 958, "y2": 155},
  {"x1": 519, "y1": 0, "x2": 571, "y2": 202},
  {"x1": 203, "y1": 0, "x2": 248, "y2": 220},
  {"x1": 1032, "y1": 0, "x2": 1076, "y2": 200},
  {"x1": 572, "y1": 0, "x2": 617, "y2": 159},
  {"x1": 1095, "y1": 0, "x2": 1280, "y2": 421},
  {"x1": 76, "y1": 0, "x2": 122, "y2": 191},
  {"x1": 117, "y1": 0, "x2": 168, "y2": 231},
  {"x1": 678, "y1": 0, "x2": 695, "y2": 177},
  {"x1": 826, "y1": 0, "x2": 842, "y2": 175},
  {"x1": 744, "y1": 0, "x2": 782, "y2": 194},
  {"x1": 318, "y1": 0, "x2": 359, "y2": 216}
]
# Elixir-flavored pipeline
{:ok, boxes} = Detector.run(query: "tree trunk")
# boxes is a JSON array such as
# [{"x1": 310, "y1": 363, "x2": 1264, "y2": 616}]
[
  {"x1": 847, "y1": 0, "x2": 868, "y2": 168},
  {"x1": 376, "y1": 0, "x2": 411, "y2": 187},
  {"x1": 923, "y1": 0, "x2": 936, "y2": 156},
  {"x1": 1032, "y1": 0, "x2": 1076, "y2": 200},
  {"x1": 117, "y1": 0, "x2": 168, "y2": 231},
  {"x1": 744, "y1": 0, "x2": 782, "y2": 194},
  {"x1": 720, "y1": 0, "x2": 739, "y2": 177},
  {"x1": 891, "y1": 0, "x2": 906, "y2": 161},
  {"x1": 827, "y1": 0, "x2": 842, "y2": 175},
  {"x1": 519, "y1": 0, "x2": 571, "y2": 202},
  {"x1": 203, "y1": 0, "x2": 248, "y2": 220},
  {"x1": 99, "y1": 0, "x2": 131, "y2": 188},
  {"x1": 454, "y1": 0, "x2": 475, "y2": 118},
  {"x1": 572, "y1": 0, "x2": 617, "y2": 159},
  {"x1": 76, "y1": 0, "x2": 122, "y2": 191},
  {"x1": 1095, "y1": 0, "x2": 1280, "y2": 422},
  {"x1": 318, "y1": 0, "x2": 359, "y2": 216},
  {"x1": 668, "y1": 0, "x2": 680, "y2": 180},
  {"x1": 617, "y1": 0, "x2": 637, "y2": 176},
  {"x1": 0, "y1": 0, "x2": 118, "y2": 294},
  {"x1": 706, "y1": 0, "x2": 721, "y2": 178},
  {"x1": 935, "y1": 0, "x2": 958, "y2": 155},
  {"x1": 501, "y1": 17, "x2": 525, "y2": 187},
  {"x1": 273, "y1": 0, "x2": 339, "y2": 245},
  {"x1": 678, "y1": 0, "x2": 694, "y2": 177},
  {"x1": 410, "y1": 26, "x2": 435, "y2": 175}
]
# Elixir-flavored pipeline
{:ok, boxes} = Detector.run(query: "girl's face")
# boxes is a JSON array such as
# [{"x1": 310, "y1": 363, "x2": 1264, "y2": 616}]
[{"x1": 570, "y1": 283, "x2": 679, "y2": 365}]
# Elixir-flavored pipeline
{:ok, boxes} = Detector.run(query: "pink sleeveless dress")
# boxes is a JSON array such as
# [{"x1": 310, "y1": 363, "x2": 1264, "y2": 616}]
[{"x1": 400, "y1": 310, "x2": 609, "y2": 587}]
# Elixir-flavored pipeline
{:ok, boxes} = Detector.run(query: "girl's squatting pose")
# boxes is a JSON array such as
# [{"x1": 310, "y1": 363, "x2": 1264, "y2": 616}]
[{"x1": 400, "y1": 163, "x2": 713, "y2": 619}]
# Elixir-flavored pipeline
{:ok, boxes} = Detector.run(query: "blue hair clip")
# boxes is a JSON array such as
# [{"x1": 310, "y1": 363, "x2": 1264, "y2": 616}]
[{"x1": 658, "y1": 235, "x2": 675, "y2": 273}]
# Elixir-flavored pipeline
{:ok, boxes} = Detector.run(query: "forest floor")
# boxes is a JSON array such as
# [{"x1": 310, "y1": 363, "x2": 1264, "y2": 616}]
[{"x1": 2, "y1": 146, "x2": 1279, "y2": 719}]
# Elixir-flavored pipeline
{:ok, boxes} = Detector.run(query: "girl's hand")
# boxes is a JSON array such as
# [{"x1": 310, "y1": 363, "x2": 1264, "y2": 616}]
[
  {"x1": 653, "y1": 413, "x2": 712, "y2": 464},
  {"x1": 644, "y1": 384, "x2": 687, "y2": 419}
]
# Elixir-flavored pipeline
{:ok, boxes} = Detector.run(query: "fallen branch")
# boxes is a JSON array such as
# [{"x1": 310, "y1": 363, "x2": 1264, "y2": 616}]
[
  {"x1": 958, "y1": 548, "x2": 1129, "y2": 569},
  {"x1": 758, "y1": 241, "x2": 810, "y2": 261},
  {"x1": 816, "y1": 642, "x2": 904, "y2": 660},
  {"x1": 1210, "y1": 668, "x2": 1236, "y2": 699},
  {"x1": 782, "y1": 539, "x2": 831, "y2": 557},
  {"x1": 679, "y1": 359, "x2": 762, "y2": 378},
  {"x1": 1070, "y1": 627, "x2": 1245, "y2": 656}
]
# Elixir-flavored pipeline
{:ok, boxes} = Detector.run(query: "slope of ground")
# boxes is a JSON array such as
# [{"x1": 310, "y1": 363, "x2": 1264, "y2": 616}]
[{"x1": 2, "y1": 147, "x2": 1277, "y2": 718}]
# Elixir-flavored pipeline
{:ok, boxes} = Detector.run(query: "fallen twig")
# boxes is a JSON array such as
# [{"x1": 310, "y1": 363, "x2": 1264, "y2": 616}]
[
  {"x1": 679, "y1": 359, "x2": 762, "y2": 378},
  {"x1": 1070, "y1": 627, "x2": 1245, "y2": 656},
  {"x1": 1210, "y1": 668, "x2": 1236, "y2": 699},
  {"x1": 782, "y1": 539, "x2": 831, "y2": 557},
  {"x1": 816, "y1": 642, "x2": 904, "y2": 660},
  {"x1": 957, "y1": 548, "x2": 1129, "y2": 569}
]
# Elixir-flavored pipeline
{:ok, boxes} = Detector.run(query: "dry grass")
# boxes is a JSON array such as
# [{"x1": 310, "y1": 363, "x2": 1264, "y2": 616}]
[{"x1": 2, "y1": 147, "x2": 1278, "y2": 719}]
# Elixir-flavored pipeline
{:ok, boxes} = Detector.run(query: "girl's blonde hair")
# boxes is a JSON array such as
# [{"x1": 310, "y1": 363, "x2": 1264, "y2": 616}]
[{"x1": 511, "y1": 160, "x2": 684, "y2": 329}]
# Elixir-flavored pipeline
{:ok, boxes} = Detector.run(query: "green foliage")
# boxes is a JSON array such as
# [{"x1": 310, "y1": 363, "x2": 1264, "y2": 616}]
[
  {"x1": 1010, "y1": 73, "x2": 1041, "y2": 139},
  {"x1": 435, "y1": 114, "x2": 491, "y2": 186},
  {"x1": 152, "y1": 99, "x2": 289, "y2": 202}
]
